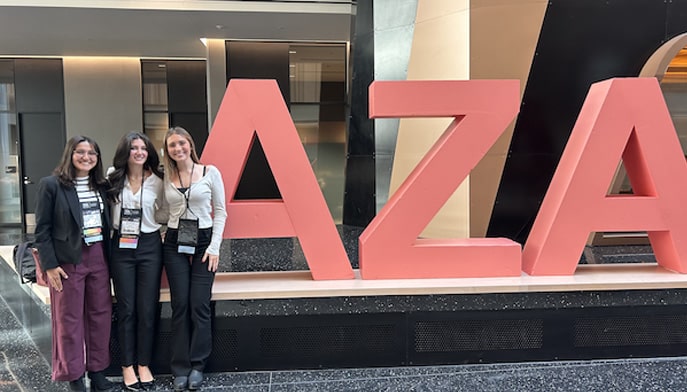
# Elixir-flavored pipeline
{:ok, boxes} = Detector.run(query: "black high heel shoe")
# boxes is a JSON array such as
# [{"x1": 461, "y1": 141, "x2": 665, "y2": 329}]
[
  {"x1": 123, "y1": 380, "x2": 143, "y2": 391},
  {"x1": 139, "y1": 378, "x2": 155, "y2": 390}
]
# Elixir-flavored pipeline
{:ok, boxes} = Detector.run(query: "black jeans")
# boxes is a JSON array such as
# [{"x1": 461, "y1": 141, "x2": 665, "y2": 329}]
[
  {"x1": 110, "y1": 230, "x2": 163, "y2": 367},
  {"x1": 163, "y1": 227, "x2": 214, "y2": 376}
]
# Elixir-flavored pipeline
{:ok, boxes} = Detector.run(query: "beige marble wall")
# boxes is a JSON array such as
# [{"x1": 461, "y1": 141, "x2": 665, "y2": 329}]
[
  {"x1": 388, "y1": 0, "x2": 471, "y2": 238},
  {"x1": 389, "y1": 0, "x2": 547, "y2": 238},
  {"x1": 469, "y1": 0, "x2": 548, "y2": 236}
]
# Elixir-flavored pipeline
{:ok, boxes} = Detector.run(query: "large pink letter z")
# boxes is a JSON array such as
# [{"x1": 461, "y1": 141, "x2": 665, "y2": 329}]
[{"x1": 359, "y1": 80, "x2": 522, "y2": 279}]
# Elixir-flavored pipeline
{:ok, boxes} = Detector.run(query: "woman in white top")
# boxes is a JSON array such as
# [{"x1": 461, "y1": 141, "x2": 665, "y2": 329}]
[
  {"x1": 161, "y1": 126, "x2": 226, "y2": 391},
  {"x1": 107, "y1": 132, "x2": 165, "y2": 391}
]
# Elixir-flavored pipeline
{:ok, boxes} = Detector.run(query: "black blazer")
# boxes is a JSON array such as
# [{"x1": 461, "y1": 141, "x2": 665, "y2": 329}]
[{"x1": 34, "y1": 175, "x2": 111, "y2": 271}]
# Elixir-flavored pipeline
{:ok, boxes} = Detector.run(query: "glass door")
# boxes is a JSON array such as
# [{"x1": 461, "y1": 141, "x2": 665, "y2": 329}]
[{"x1": 0, "y1": 61, "x2": 21, "y2": 226}]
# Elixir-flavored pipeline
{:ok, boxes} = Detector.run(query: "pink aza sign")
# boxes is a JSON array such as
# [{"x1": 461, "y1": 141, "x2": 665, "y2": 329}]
[{"x1": 200, "y1": 78, "x2": 687, "y2": 280}]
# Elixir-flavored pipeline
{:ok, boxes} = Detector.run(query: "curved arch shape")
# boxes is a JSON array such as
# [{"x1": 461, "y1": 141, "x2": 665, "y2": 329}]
[{"x1": 640, "y1": 33, "x2": 687, "y2": 80}]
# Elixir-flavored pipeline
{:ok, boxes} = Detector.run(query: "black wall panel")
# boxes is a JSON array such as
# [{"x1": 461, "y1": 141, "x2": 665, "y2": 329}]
[
  {"x1": 14, "y1": 58, "x2": 64, "y2": 113},
  {"x1": 167, "y1": 60, "x2": 208, "y2": 113},
  {"x1": 226, "y1": 41, "x2": 290, "y2": 104},
  {"x1": 170, "y1": 112, "x2": 208, "y2": 155},
  {"x1": 344, "y1": 0, "x2": 375, "y2": 226},
  {"x1": 667, "y1": 1, "x2": 687, "y2": 37},
  {"x1": 488, "y1": 0, "x2": 687, "y2": 243},
  {"x1": 166, "y1": 60, "x2": 208, "y2": 155},
  {"x1": 13, "y1": 59, "x2": 65, "y2": 218}
]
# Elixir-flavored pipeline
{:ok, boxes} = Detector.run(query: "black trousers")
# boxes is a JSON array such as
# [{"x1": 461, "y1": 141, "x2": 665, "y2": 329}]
[
  {"x1": 110, "y1": 230, "x2": 163, "y2": 367},
  {"x1": 163, "y1": 228, "x2": 214, "y2": 377}
]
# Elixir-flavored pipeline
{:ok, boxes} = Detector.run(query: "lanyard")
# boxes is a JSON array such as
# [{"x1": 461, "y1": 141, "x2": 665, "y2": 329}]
[
  {"x1": 178, "y1": 163, "x2": 198, "y2": 219},
  {"x1": 119, "y1": 175, "x2": 144, "y2": 234},
  {"x1": 81, "y1": 188, "x2": 104, "y2": 244}
]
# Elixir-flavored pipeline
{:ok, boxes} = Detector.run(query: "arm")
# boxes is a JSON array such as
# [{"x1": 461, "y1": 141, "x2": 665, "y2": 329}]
[
  {"x1": 34, "y1": 177, "x2": 59, "y2": 271},
  {"x1": 202, "y1": 166, "x2": 227, "y2": 271},
  {"x1": 206, "y1": 166, "x2": 227, "y2": 255},
  {"x1": 153, "y1": 177, "x2": 169, "y2": 240},
  {"x1": 154, "y1": 177, "x2": 169, "y2": 225},
  {"x1": 34, "y1": 177, "x2": 69, "y2": 291}
]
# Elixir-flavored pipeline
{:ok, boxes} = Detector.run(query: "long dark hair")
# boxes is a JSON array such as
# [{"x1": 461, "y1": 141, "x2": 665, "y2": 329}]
[
  {"x1": 107, "y1": 131, "x2": 163, "y2": 203},
  {"x1": 163, "y1": 126, "x2": 201, "y2": 181},
  {"x1": 54, "y1": 135, "x2": 107, "y2": 189}
]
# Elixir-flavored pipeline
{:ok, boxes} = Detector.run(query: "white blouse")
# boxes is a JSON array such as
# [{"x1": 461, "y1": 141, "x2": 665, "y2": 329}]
[
  {"x1": 164, "y1": 165, "x2": 227, "y2": 255},
  {"x1": 111, "y1": 174, "x2": 166, "y2": 234}
]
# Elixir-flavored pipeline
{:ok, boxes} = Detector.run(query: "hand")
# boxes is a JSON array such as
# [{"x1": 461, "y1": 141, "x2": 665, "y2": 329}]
[
  {"x1": 201, "y1": 252, "x2": 219, "y2": 272},
  {"x1": 46, "y1": 267, "x2": 68, "y2": 292}
]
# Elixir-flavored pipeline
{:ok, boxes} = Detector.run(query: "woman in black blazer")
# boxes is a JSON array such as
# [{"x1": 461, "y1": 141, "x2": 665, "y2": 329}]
[{"x1": 34, "y1": 135, "x2": 115, "y2": 392}]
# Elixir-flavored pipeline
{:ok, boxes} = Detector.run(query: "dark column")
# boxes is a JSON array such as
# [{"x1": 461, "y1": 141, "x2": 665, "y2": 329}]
[{"x1": 343, "y1": 0, "x2": 375, "y2": 227}]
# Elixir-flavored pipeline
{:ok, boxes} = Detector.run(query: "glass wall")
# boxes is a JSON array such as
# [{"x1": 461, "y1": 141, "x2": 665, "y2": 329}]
[
  {"x1": 141, "y1": 60, "x2": 169, "y2": 158},
  {"x1": 0, "y1": 61, "x2": 20, "y2": 225},
  {"x1": 661, "y1": 46, "x2": 687, "y2": 155},
  {"x1": 143, "y1": 45, "x2": 348, "y2": 223},
  {"x1": 289, "y1": 43, "x2": 347, "y2": 223}
]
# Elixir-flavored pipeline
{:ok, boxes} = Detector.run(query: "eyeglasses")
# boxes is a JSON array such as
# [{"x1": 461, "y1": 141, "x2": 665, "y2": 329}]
[{"x1": 73, "y1": 149, "x2": 98, "y2": 157}]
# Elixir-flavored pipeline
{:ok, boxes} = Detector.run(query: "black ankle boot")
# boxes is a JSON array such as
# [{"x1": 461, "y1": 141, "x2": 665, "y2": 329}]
[
  {"x1": 68, "y1": 375, "x2": 86, "y2": 392},
  {"x1": 89, "y1": 371, "x2": 114, "y2": 392}
]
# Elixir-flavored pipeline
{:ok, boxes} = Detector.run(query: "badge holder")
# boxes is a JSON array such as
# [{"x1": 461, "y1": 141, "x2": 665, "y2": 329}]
[
  {"x1": 119, "y1": 207, "x2": 142, "y2": 249},
  {"x1": 176, "y1": 165, "x2": 199, "y2": 255},
  {"x1": 177, "y1": 218, "x2": 199, "y2": 254},
  {"x1": 82, "y1": 200, "x2": 103, "y2": 245}
]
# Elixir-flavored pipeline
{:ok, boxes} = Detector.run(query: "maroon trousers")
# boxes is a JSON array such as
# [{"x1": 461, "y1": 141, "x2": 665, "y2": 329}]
[{"x1": 49, "y1": 242, "x2": 112, "y2": 381}]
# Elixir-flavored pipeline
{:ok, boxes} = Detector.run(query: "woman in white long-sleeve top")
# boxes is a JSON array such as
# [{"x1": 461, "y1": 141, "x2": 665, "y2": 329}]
[{"x1": 161, "y1": 126, "x2": 226, "y2": 391}]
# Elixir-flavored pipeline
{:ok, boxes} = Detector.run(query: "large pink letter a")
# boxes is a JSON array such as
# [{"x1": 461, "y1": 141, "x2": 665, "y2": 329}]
[
  {"x1": 523, "y1": 78, "x2": 687, "y2": 275},
  {"x1": 202, "y1": 79, "x2": 354, "y2": 280}
]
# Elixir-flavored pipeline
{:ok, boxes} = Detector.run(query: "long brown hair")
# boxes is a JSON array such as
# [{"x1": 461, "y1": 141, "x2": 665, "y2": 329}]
[
  {"x1": 54, "y1": 135, "x2": 107, "y2": 189},
  {"x1": 107, "y1": 131, "x2": 163, "y2": 202}
]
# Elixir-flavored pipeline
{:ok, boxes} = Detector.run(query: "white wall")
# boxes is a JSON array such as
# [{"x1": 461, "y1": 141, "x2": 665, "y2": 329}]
[{"x1": 63, "y1": 57, "x2": 143, "y2": 167}]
